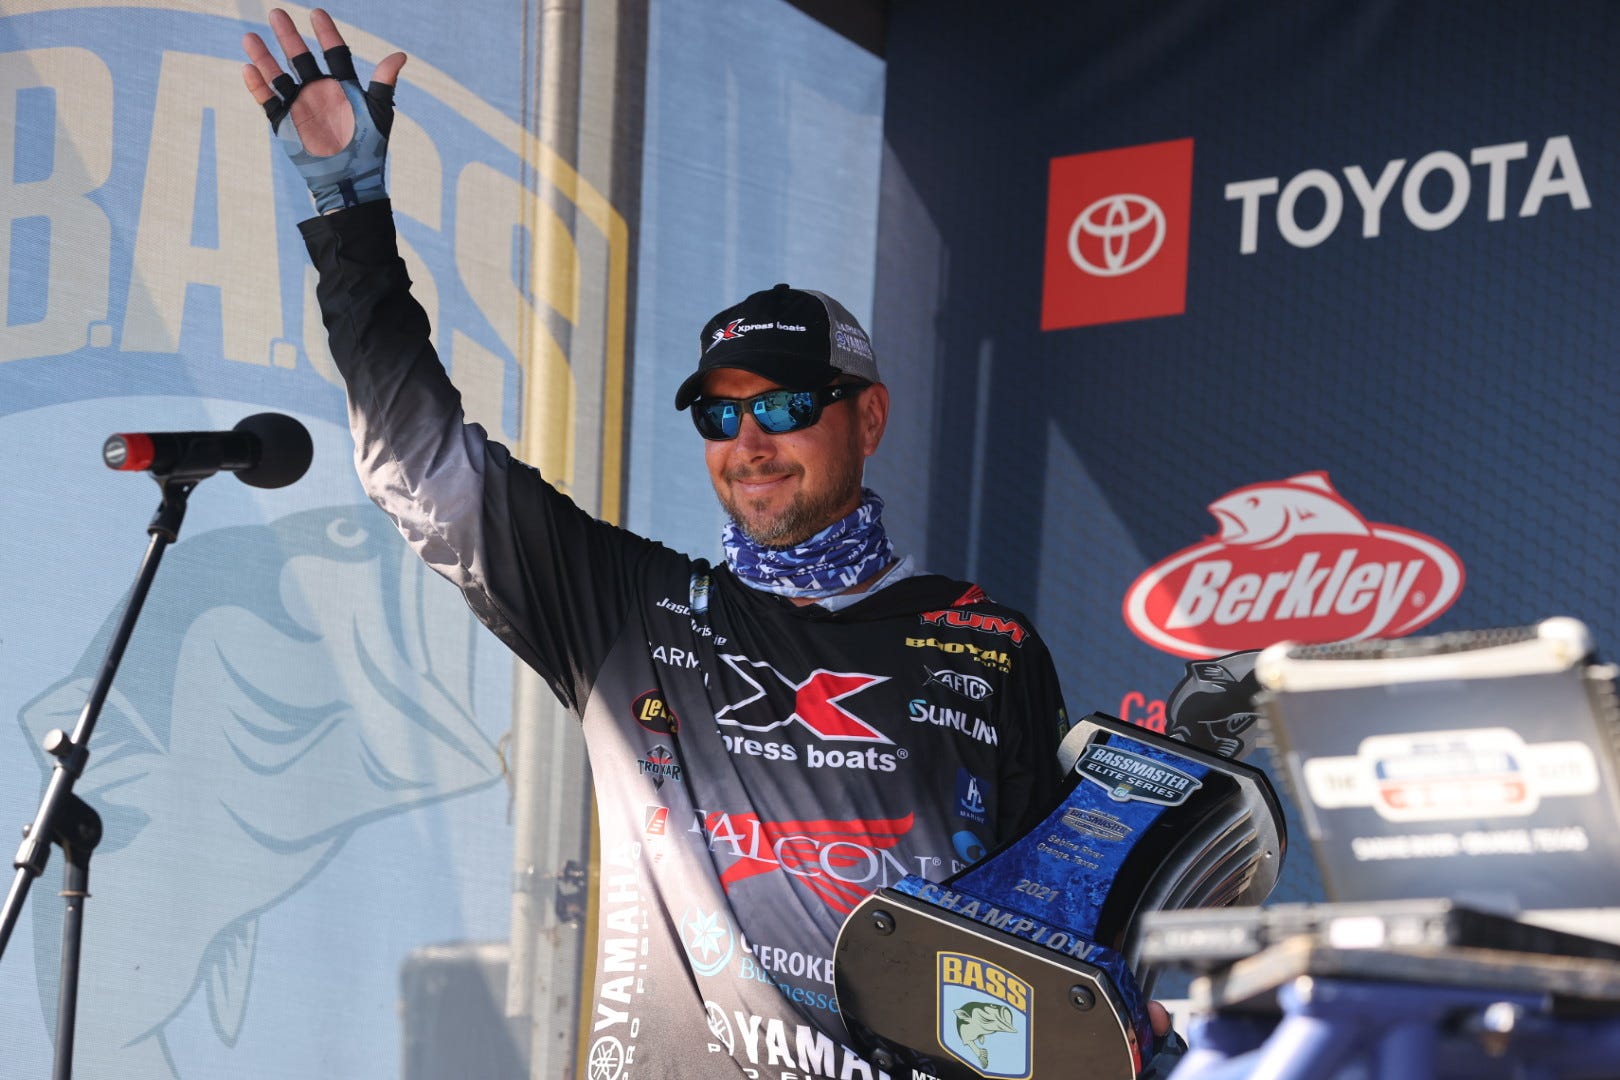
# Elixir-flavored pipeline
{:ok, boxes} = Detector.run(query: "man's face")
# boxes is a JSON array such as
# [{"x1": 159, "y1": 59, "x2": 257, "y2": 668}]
[{"x1": 700, "y1": 367, "x2": 889, "y2": 547}]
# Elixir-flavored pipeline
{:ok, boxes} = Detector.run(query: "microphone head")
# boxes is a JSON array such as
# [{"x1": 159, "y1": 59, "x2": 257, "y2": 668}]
[{"x1": 233, "y1": 413, "x2": 314, "y2": 489}]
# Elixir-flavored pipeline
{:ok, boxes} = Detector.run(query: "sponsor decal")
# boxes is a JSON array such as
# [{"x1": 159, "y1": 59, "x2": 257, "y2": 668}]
[
  {"x1": 697, "y1": 810, "x2": 927, "y2": 915},
  {"x1": 907, "y1": 636, "x2": 1012, "y2": 672},
  {"x1": 954, "y1": 829, "x2": 988, "y2": 864},
  {"x1": 637, "y1": 743, "x2": 681, "y2": 789},
  {"x1": 1227, "y1": 135, "x2": 1589, "y2": 254},
  {"x1": 707, "y1": 318, "x2": 808, "y2": 349},
  {"x1": 739, "y1": 935, "x2": 836, "y2": 987},
  {"x1": 956, "y1": 768, "x2": 991, "y2": 825},
  {"x1": 1061, "y1": 807, "x2": 1132, "y2": 844},
  {"x1": 650, "y1": 642, "x2": 700, "y2": 669},
  {"x1": 937, "y1": 952, "x2": 1033, "y2": 1079},
  {"x1": 1117, "y1": 690, "x2": 1167, "y2": 733},
  {"x1": 925, "y1": 666, "x2": 995, "y2": 701},
  {"x1": 954, "y1": 584, "x2": 989, "y2": 606},
  {"x1": 832, "y1": 318, "x2": 874, "y2": 361},
  {"x1": 643, "y1": 804, "x2": 670, "y2": 864},
  {"x1": 679, "y1": 903, "x2": 737, "y2": 978},
  {"x1": 715, "y1": 654, "x2": 891, "y2": 743},
  {"x1": 1303, "y1": 727, "x2": 1599, "y2": 824},
  {"x1": 644, "y1": 805, "x2": 669, "y2": 836},
  {"x1": 590, "y1": 843, "x2": 650, "y2": 1070},
  {"x1": 910, "y1": 698, "x2": 999, "y2": 747},
  {"x1": 1042, "y1": 137, "x2": 1194, "y2": 330},
  {"x1": 1123, "y1": 472, "x2": 1465, "y2": 659},
  {"x1": 631, "y1": 688, "x2": 679, "y2": 736},
  {"x1": 1077, "y1": 743, "x2": 1203, "y2": 806},
  {"x1": 1045, "y1": 135, "x2": 1586, "y2": 336},
  {"x1": 586, "y1": 1036, "x2": 626, "y2": 1080},
  {"x1": 704, "y1": 1003, "x2": 912, "y2": 1079},
  {"x1": 919, "y1": 608, "x2": 1029, "y2": 646},
  {"x1": 721, "y1": 733, "x2": 902, "y2": 772}
]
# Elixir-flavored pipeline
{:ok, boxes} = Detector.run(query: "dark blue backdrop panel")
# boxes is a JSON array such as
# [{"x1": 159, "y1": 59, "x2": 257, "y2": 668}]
[{"x1": 872, "y1": 0, "x2": 1620, "y2": 907}]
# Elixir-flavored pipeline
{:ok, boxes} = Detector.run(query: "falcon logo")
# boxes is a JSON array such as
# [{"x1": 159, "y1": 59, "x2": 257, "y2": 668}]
[
  {"x1": 715, "y1": 655, "x2": 891, "y2": 743},
  {"x1": 702, "y1": 810, "x2": 916, "y2": 915}
]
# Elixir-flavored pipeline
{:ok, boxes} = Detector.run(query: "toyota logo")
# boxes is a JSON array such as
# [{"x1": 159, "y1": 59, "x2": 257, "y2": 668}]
[{"x1": 1068, "y1": 194, "x2": 1166, "y2": 276}]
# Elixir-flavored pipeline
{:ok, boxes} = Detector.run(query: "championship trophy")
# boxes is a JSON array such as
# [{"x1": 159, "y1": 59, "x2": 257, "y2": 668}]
[{"x1": 834, "y1": 663, "x2": 1285, "y2": 1080}]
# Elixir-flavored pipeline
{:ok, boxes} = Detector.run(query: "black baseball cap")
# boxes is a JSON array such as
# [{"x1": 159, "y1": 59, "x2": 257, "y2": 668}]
[{"x1": 673, "y1": 283, "x2": 881, "y2": 409}]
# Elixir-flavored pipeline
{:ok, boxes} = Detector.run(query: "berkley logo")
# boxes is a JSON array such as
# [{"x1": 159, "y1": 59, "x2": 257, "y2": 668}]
[{"x1": 1123, "y1": 472, "x2": 1464, "y2": 659}]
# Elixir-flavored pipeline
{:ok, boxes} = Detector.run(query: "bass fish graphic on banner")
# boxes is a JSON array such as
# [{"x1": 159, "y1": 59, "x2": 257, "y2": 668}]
[{"x1": 1, "y1": 1, "x2": 627, "y2": 1077}]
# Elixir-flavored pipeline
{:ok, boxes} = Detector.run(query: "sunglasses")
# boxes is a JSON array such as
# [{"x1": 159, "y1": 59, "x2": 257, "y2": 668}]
[{"x1": 690, "y1": 382, "x2": 868, "y2": 441}]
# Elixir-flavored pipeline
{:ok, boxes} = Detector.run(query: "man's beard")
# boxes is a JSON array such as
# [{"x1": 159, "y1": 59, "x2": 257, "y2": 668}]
[{"x1": 721, "y1": 458, "x2": 864, "y2": 547}]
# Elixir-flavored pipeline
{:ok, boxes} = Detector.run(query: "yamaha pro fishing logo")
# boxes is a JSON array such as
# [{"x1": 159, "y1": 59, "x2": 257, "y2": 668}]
[
  {"x1": 1123, "y1": 473, "x2": 1464, "y2": 659},
  {"x1": 937, "y1": 952, "x2": 1032, "y2": 1078}
]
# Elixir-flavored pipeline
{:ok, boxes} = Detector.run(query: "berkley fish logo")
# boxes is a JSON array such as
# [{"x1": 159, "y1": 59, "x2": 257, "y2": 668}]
[{"x1": 1123, "y1": 472, "x2": 1464, "y2": 658}]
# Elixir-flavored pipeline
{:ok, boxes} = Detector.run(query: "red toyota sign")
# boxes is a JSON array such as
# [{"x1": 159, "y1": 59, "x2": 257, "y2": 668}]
[{"x1": 1041, "y1": 137, "x2": 1195, "y2": 329}]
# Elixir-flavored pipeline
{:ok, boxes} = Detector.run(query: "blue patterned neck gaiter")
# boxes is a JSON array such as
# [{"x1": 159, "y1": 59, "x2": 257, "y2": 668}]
[{"x1": 724, "y1": 488, "x2": 895, "y2": 599}]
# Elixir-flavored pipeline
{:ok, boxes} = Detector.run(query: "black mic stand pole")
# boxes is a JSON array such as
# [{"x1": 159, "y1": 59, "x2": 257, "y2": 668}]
[{"x1": 0, "y1": 474, "x2": 198, "y2": 1080}]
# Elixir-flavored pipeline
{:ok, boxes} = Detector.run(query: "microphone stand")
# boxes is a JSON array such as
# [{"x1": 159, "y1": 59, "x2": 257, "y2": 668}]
[{"x1": 0, "y1": 473, "x2": 198, "y2": 1080}]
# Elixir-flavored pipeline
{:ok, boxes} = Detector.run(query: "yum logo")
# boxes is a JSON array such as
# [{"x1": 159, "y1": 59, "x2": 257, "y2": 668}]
[
  {"x1": 1123, "y1": 472, "x2": 1464, "y2": 659},
  {"x1": 919, "y1": 609, "x2": 1029, "y2": 646}
]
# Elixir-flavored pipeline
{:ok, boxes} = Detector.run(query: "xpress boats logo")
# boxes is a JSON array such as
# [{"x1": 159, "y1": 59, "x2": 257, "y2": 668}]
[{"x1": 1124, "y1": 472, "x2": 1464, "y2": 658}]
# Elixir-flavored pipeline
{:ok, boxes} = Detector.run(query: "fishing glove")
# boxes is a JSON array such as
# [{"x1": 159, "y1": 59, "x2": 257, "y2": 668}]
[{"x1": 260, "y1": 45, "x2": 393, "y2": 214}]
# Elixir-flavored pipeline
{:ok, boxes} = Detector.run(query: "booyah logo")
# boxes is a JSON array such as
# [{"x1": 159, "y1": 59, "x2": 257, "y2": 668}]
[
  {"x1": 1041, "y1": 137, "x2": 1194, "y2": 329},
  {"x1": 1123, "y1": 472, "x2": 1464, "y2": 658}
]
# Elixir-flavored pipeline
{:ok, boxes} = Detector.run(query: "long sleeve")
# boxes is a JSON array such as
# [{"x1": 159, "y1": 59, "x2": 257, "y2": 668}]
[{"x1": 300, "y1": 200, "x2": 680, "y2": 711}]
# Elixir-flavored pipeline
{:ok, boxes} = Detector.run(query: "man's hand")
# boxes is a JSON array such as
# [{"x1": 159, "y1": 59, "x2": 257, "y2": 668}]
[{"x1": 241, "y1": 8, "x2": 406, "y2": 213}]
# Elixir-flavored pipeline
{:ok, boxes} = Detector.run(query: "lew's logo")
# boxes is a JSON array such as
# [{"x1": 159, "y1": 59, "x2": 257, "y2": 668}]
[
  {"x1": 1123, "y1": 472, "x2": 1464, "y2": 658},
  {"x1": 632, "y1": 689, "x2": 680, "y2": 735}
]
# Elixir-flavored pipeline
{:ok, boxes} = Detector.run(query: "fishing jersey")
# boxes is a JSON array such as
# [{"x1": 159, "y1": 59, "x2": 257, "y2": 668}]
[{"x1": 303, "y1": 201, "x2": 1066, "y2": 1080}]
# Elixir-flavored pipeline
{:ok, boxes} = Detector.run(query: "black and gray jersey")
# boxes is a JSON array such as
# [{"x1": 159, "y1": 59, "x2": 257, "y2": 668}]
[{"x1": 303, "y1": 201, "x2": 1066, "y2": 1080}]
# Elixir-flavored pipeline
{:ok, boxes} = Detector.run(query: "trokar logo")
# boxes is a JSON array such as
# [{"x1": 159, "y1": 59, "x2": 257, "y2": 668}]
[
  {"x1": 1042, "y1": 137, "x2": 1194, "y2": 330},
  {"x1": 1123, "y1": 472, "x2": 1464, "y2": 658}
]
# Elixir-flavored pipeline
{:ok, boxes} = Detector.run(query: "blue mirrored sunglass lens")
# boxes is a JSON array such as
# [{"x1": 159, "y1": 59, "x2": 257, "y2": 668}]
[
  {"x1": 752, "y1": 391, "x2": 817, "y2": 433},
  {"x1": 694, "y1": 400, "x2": 740, "y2": 438}
]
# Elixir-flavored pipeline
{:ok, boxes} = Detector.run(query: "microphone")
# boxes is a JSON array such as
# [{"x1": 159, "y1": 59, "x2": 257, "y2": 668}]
[{"x1": 102, "y1": 413, "x2": 314, "y2": 489}]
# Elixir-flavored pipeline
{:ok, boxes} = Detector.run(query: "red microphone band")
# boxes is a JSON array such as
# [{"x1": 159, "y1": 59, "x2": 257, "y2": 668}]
[{"x1": 104, "y1": 433, "x2": 155, "y2": 471}]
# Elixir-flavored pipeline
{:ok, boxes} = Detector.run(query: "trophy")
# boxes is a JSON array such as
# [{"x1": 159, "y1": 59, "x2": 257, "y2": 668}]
[{"x1": 834, "y1": 705, "x2": 1285, "y2": 1080}]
